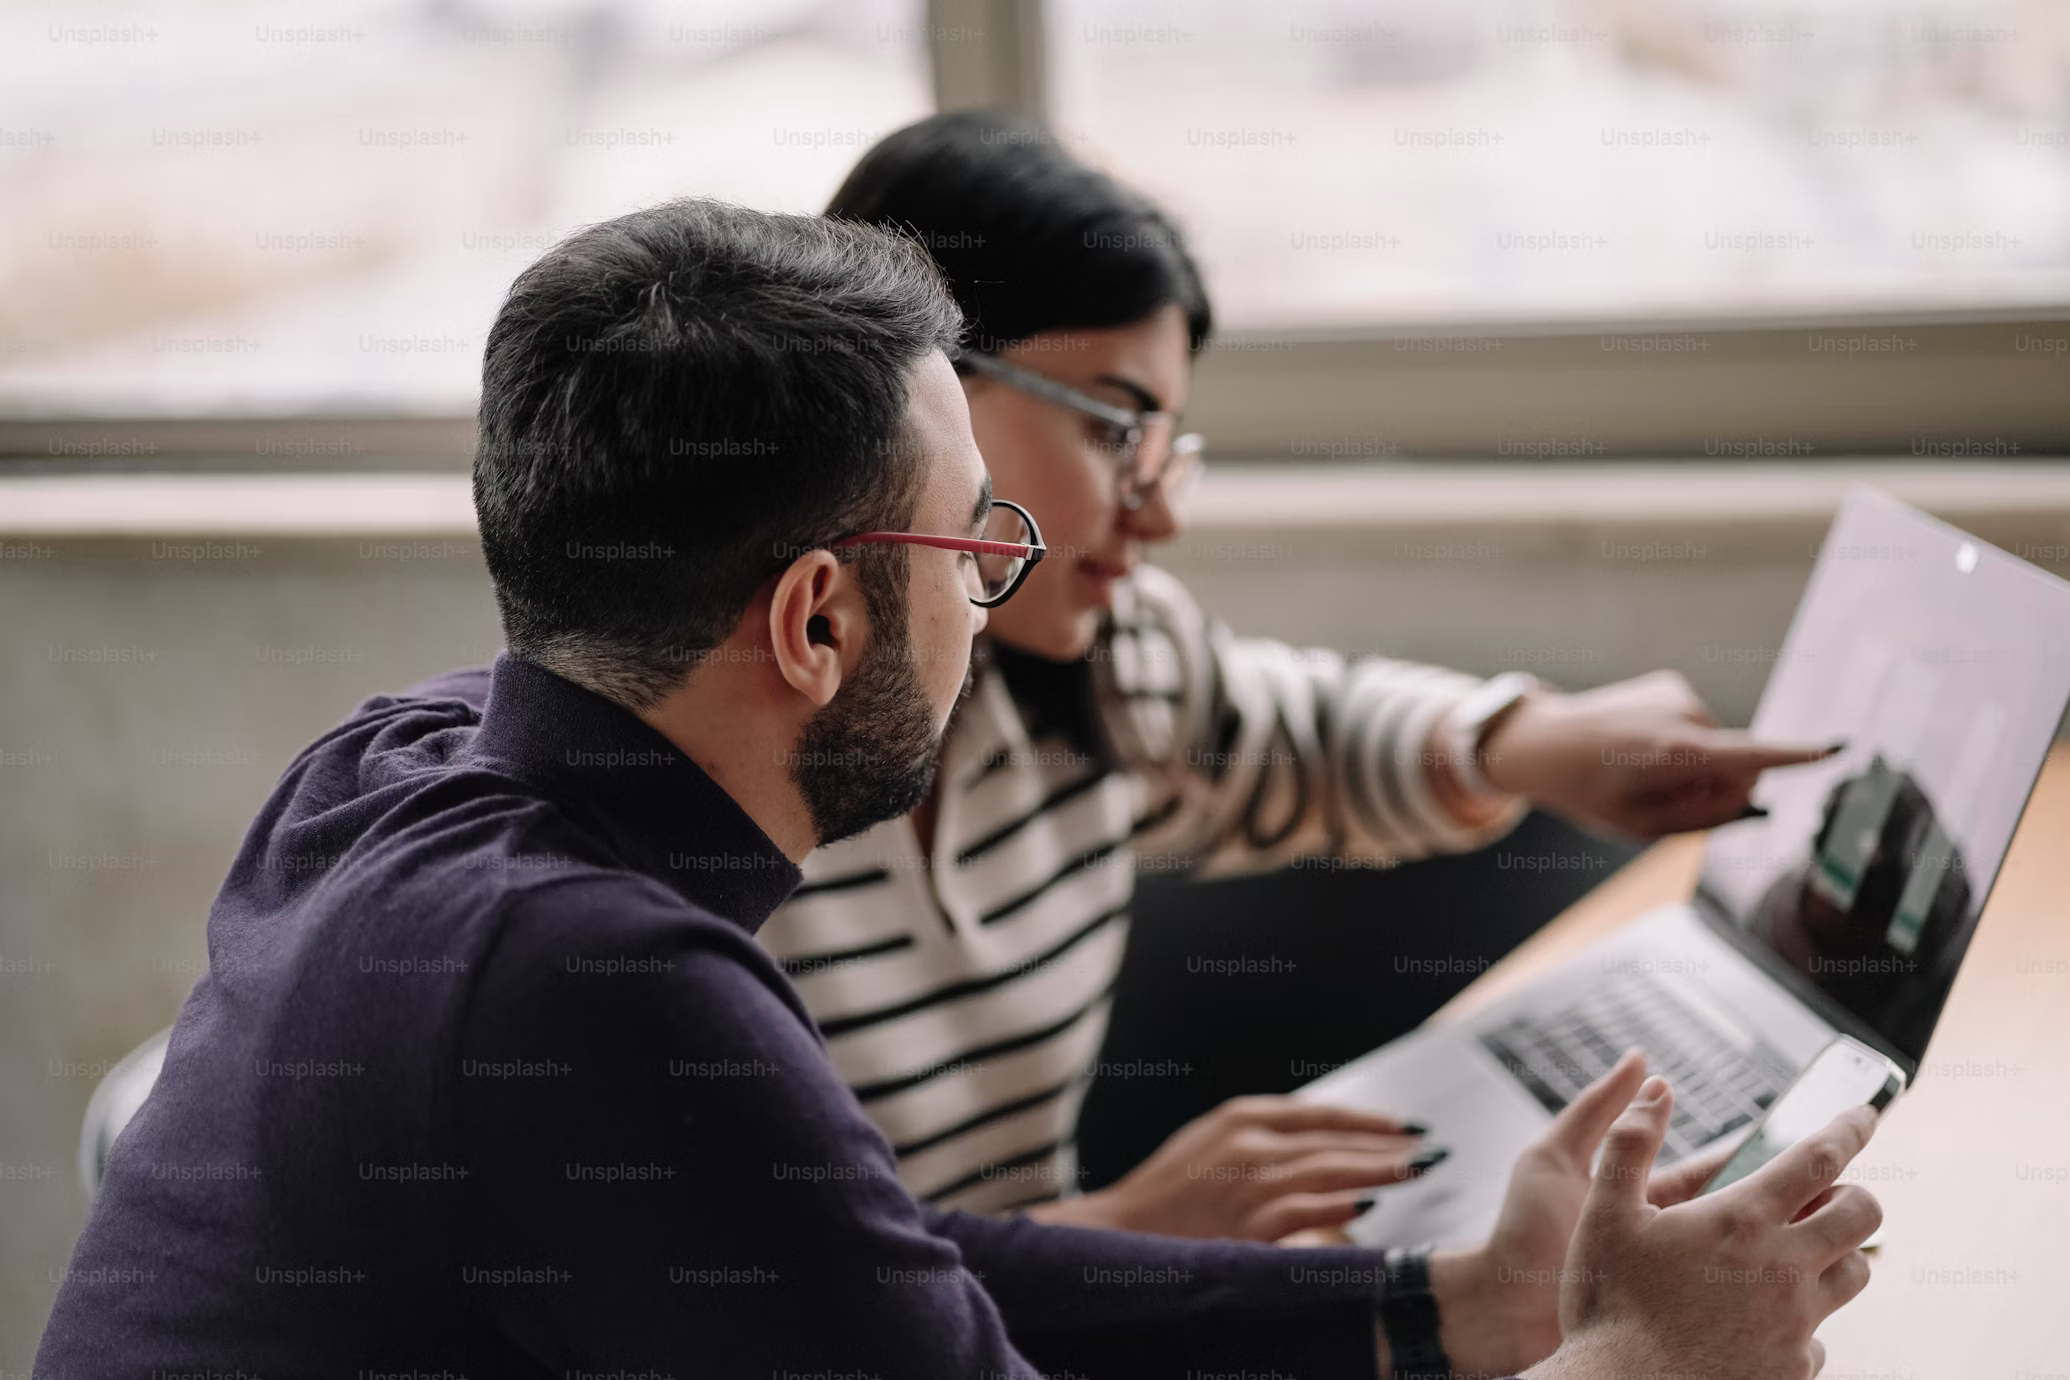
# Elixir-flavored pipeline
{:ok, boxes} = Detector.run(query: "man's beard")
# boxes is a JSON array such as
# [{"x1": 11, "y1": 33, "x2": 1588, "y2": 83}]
[{"x1": 791, "y1": 589, "x2": 951, "y2": 847}]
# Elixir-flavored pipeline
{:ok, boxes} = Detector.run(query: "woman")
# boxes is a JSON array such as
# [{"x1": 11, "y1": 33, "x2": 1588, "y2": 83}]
[{"x1": 755, "y1": 111, "x2": 1827, "y2": 1240}]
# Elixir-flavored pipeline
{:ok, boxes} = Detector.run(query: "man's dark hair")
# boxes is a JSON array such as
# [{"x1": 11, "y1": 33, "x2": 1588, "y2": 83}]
[
  {"x1": 475, "y1": 197, "x2": 962, "y2": 708},
  {"x1": 826, "y1": 111, "x2": 1212, "y2": 356}
]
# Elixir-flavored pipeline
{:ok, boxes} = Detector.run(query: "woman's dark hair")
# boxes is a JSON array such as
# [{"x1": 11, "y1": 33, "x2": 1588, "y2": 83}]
[
  {"x1": 826, "y1": 111, "x2": 1212, "y2": 357},
  {"x1": 475, "y1": 197, "x2": 961, "y2": 709}
]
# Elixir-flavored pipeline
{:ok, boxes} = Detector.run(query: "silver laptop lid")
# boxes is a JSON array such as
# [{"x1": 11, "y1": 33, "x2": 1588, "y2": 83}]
[{"x1": 1695, "y1": 487, "x2": 2070, "y2": 1069}]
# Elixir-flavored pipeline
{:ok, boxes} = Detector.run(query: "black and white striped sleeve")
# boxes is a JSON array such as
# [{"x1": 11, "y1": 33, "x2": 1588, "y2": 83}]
[{"x1": 1097, "y1": 565, "x2": 1527, "y2": 875}]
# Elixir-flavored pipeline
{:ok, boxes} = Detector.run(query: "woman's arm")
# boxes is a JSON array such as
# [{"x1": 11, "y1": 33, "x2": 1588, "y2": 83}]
[
  {"x1": 1098, "y1": 568, "x2": 1836, "y2": 870},
  {"x1": 1095, "y1": 565, "x2": 1528, "y2": 877}
]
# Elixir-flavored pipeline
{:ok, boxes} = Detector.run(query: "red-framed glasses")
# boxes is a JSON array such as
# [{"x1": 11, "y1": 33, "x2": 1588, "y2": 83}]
[{"x1": 830, "y1": 498, "x2": 1047, "y2": 608}]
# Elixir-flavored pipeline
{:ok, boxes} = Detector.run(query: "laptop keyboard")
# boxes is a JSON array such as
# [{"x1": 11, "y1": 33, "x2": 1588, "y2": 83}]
[{"x1": 1477, "y1": 975, "x2": 1796, "y2": 1164}]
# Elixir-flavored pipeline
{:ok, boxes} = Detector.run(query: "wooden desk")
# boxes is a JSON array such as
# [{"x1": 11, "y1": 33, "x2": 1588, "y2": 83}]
[{"x1": 1433, "y1": 752, "x2": 2070, "y2": 1376}]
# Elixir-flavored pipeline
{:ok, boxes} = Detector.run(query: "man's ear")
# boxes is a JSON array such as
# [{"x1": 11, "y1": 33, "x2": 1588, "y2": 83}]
[{"x1": 768, "y1": 551, "x2": 863, "y2": 710}]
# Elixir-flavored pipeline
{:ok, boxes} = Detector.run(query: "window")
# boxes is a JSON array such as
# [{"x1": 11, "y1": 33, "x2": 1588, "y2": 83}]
[
  {"x1": 1050, "y1": 0, "x2": 2070, "y2": 330},
  {"x1": 0, "y1": 0, "x2": 931, "y2": 417}
]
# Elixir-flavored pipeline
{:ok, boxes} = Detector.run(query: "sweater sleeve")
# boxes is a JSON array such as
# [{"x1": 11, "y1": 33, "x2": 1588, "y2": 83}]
[
  {"x1": 922, "y1": 1204, "x2": 1389, "y2": 1379},
  {"x1": 1096, "y1": 566, "x2": 1528, "y2": 876},
  {"x1": 454, "y1": 876, "x2": 1395, "y2": 1380},
  {"x1": 450, "y1": 878, "x2": 1045, "y2": 1379}
]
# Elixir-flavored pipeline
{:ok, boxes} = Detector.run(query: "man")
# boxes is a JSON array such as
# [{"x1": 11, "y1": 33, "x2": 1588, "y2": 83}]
[{"x1": 40, "y1": 199, "x2": 1880, "y2": 1379}]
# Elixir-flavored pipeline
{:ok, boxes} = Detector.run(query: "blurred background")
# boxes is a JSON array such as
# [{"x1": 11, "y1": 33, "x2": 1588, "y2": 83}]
[{"x1": 4, "y1": 0, "x2": 2068, "y2": 1360}]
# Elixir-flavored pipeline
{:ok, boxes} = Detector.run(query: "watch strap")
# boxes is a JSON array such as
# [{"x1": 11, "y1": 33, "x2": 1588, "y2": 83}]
[{"x1": 1377, "y1": 1245, "x2": 1453, "y2": 1380}]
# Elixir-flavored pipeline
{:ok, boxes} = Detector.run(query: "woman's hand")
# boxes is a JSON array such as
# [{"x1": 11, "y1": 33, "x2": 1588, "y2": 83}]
[
  {"x1": 1024, "y1": 1096, "x2": 1440, "y2": 1241},
  {"x1": 1476, "y1": 670, "x2": 1838, "y2": 838}
]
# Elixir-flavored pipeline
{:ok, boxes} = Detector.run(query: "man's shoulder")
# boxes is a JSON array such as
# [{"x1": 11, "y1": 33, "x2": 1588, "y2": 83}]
[
  {"x1": 266, "y1": 666, "x2": 492, "y2": 818},
  {"x1": 367, "y1": 662, "x2": 494, "y2": 715},
  {"x1": 465, "y1": 862, "x2": 794, "y2": 1009},
  {"x1": 448, "y1": 861, "x2": 820, "y2": 1105},
  {"x1": 475, "y1": 862, "x2": 730, "y2": 954}
]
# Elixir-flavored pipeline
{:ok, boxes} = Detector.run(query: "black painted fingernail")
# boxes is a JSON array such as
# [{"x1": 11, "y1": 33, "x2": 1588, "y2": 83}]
[
  {"x1": 1399, "y1": 1121, "x2": 1430, "y2": 1137},
  {"x1": 1734, "y1": 804, "x2": 1770, "y2": 821},
  {"x1": 1352, "y1": 1195, "x2": 1378, "y2": 1214},
  {"x1": 1408, "y1": 1147, "x2": 1450, "y2": 1173}
]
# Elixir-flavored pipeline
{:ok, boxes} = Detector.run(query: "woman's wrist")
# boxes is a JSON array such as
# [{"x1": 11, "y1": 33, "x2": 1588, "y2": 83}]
[
  {"x1": 1017, "y1": 1186, "x2": 1126, "y2": 1231},
  {"x1": 1429, "y1": 752, "x2": 1521, "y2": 829},
  {"x1": 1476, "y1": 688, "x2": 1567, "y2": 800},
  {"x1": 1427, "y1": 678, "x2": 1549, "y2": 827}
]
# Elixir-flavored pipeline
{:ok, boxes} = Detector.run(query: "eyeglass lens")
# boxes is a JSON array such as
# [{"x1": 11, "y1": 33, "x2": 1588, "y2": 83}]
[{"x1": 975, "y1": 504, "x2": 1034, "y2": 603}]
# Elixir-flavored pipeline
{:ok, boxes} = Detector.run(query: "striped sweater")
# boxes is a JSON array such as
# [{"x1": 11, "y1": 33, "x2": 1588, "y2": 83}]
[{"x1": 755, "y1": 566, "x2": 1525, "y2": 1213}]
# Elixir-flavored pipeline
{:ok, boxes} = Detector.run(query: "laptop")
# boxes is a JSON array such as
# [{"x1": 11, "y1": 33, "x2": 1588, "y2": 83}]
[{"x1": 1303, "y1": 486, "x2": 2070, "y2": 1249}]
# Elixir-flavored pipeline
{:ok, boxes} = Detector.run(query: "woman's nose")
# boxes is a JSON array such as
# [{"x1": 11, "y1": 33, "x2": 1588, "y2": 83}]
[{"x1": 1120, "y1": 479, "x2": 1182, "y2": 543}]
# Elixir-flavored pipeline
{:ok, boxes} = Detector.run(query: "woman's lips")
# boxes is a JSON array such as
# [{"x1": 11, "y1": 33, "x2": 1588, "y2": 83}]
[{"x1": 1078, "y1": 557, "x2": 1133, "y2": 605}]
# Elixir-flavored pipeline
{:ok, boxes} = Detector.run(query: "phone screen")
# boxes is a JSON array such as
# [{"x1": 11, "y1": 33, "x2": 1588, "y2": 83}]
[{"x1": 1700, "y1": 1037, "x2": 1905, "y2": 1195}]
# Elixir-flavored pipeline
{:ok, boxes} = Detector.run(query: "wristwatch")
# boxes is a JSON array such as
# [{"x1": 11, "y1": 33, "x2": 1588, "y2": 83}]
[
  {"x1": 1376, "y1": 1245, "x2": 1452, "y2": 1380},
  {"x1": 1437, "y1": 671, "x2": 1539, "y2": 799}
]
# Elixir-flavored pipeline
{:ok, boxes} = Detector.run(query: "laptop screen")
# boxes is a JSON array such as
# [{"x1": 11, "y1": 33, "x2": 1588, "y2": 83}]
[{"x1": 1697, "y1": 489, "x2": 2070, "y2": 1066}]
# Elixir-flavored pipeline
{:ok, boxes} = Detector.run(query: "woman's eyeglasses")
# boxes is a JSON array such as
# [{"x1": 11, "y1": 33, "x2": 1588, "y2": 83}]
[
  {"x1": 954, "y1": 349, "x2": 1205, "y2": 513},
  {"x1": 831, "y1": 498, "x2": 1046, "y2": 608}
]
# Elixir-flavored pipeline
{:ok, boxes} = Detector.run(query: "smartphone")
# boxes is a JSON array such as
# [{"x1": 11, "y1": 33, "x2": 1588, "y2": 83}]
[{"x1": 1699, "y1": 1035, "x2": 1906, "y2": 1196}]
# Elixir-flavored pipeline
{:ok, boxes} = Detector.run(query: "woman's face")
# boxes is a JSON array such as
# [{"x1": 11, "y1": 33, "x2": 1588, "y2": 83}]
[{"x1": 962, "y1": 302, "x2": 1192, "y2": 660}]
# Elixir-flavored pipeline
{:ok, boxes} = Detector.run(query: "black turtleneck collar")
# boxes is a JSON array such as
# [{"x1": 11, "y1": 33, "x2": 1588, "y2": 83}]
[{"x1": 467, "y1": 654, "x2": 802, "y2": 932}]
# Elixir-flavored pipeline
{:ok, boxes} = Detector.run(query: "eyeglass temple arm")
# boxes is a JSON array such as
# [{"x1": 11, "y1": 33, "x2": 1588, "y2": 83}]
[
  {"x1": 830, "y1": 532, "x2": 1046, "y2": 561},
  {"x1": 953, "y1": 350, "x2": 1144, "y2": 430}
]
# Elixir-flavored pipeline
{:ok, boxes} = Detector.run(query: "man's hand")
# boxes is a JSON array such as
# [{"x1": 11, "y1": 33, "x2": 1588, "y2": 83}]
[
  {"x1": 1024, "y1": 1096, "x2": 1435, "y2": 1241},
  {"x1": 1477, "y1": 670, "x2": 1837, "y2": 837},
  {"x1": 1410, "y1": 1052, "x2": 1746, "y2": 1377},
  {"x1": 1413, "y1": 1050, "x2": 1630, "y2": 1373},
  {"x1": 1525, "y1": 1075, "x2": 1882, "y2": 1380}
]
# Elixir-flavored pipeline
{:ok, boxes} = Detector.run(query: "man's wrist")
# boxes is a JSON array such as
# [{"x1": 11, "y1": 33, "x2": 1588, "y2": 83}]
[
  {"x1": 1427, "y1": 1247, "x2": 1545, "y2": 1380},
  {"x1": 1515, "y1": 1325, "x2": 1655, "y2": 1380},
  {"x1": 1373, "y1": 1248, "x2": 1526, "y2": 1380},
  {"x1": 1374, "y1": 1246, "x2": 1450, "y2": 1379}
]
